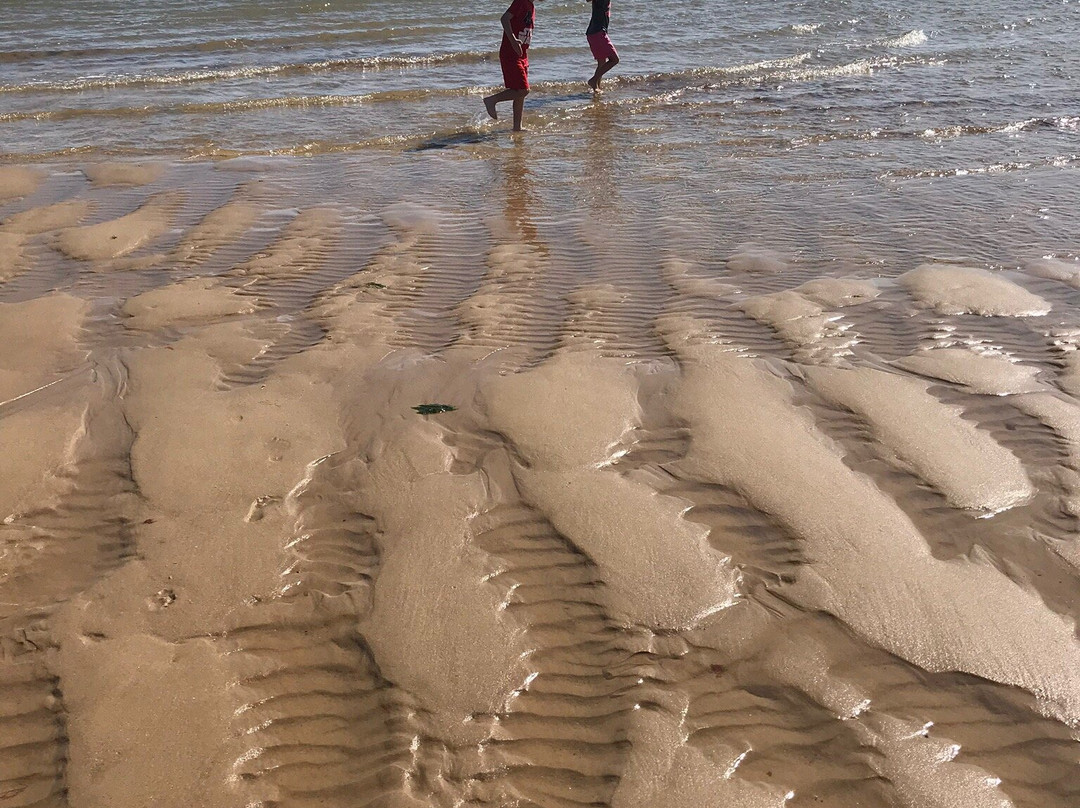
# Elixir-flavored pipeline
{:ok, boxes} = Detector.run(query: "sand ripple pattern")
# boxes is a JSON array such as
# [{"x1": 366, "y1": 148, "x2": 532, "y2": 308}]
[{"x1": 2, "y1": 164, "x2": 1080, "y2": 808}]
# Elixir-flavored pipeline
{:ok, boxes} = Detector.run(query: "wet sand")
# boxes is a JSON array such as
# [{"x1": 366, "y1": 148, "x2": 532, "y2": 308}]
[{"x1": 2, "y1": 159, "x2": 1080, "y2": 808}]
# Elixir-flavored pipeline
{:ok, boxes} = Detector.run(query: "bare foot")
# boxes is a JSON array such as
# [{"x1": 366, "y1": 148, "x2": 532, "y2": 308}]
[
  {"x1": 587, "y1": 76, "x2": 600, "y2": 91},
  {"x1": 484, "y1": 96, "x2": 498, "y2": 120}
]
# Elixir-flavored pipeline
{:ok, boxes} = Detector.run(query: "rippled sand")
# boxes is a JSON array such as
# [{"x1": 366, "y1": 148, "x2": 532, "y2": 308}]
[{"x1": 2, "y1": 159, "x2": 1080, "y2": 808}]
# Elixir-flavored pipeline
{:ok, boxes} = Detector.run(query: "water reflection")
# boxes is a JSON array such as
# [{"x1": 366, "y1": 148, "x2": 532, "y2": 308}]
[
  {"x1": 502, "y1": 134, "x2": 541, "y2": 248},
  {"x1": 581, "y1": 100, "x2": 619, "y2": 217}
]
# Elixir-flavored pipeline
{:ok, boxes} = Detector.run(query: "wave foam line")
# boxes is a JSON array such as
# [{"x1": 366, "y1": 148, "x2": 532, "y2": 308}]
[
  {"x1": 876, "y1": 29, "x2": 929, "y2": 48},
  {"x1": 0, "y1": 49, "x2": 495, "y2": 94}
]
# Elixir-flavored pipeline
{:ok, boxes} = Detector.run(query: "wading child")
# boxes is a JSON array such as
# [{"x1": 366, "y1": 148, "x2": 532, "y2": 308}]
[
  {"x1": 586, "y1": 0, "x2": 619, "y2": 90},
  {"x1": 483, "y1": 0, "x2": 536, "y2": 131}
]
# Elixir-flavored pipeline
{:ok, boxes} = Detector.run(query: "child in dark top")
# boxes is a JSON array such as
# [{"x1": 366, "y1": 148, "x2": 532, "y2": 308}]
[
  {"x1": 586, "y1": 0, "x2": 619, "y2": 90},
  {"x1": 483, "y1": 0, "x2": 536, "y2": 131}
]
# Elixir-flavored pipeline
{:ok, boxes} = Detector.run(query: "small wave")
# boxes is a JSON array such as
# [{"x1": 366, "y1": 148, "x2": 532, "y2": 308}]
[
  {"x1": 0, "y1": 25, "x2": 470, "y2": 65},
  {"x1": 876, "y1": 30, "x2": 929, "y2": 48},
  {"x1": 0, "y1": 53, "x2": 939, "y2": 126},
  {"x1": 791, "y1": 116, "x2": 1065, "y2": 149},
  {"x1": 781, "y1": 54, "x2": 937, "y2": 83},
  {"x1": 917, "y1": 117, "x2": 1069, "y2": 140},
  {"x1": 0, "y1": 93, "x2": 379, "y2": 123},
  {"x1": 0, "y1": 50, "x2": 494, "y2": 94},
  {"x1": 606, "y1": 52, "x2": 813, "y2": 90},
  {"x1": 882, "y1": 153, "x2": 1078, "y2": 179},
  {"x1": 790, "y1": 24, "x2": 822, "y2": 34}
]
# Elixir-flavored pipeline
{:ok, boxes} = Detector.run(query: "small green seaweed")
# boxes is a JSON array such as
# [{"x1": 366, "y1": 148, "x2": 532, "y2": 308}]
[
  {"x1": 365, "y1": 282, "x2": 386, "y2": 289},
  {"x1": 413, "y1": 403, "x2": 456, "y2": 416}
]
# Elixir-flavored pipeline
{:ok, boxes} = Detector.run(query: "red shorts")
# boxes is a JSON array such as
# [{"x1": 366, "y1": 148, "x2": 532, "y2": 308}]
[
  {"x1": 500, "y1": 45, "x2": 529, "y2": 90},
  {"x1": 588, "y1": 31, "x2": 618, "y2": 62}
]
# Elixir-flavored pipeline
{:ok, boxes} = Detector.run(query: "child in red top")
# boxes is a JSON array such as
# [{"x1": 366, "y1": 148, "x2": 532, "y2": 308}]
[{"x1": 483, "y1": 0, "x2": 536, "y2": 131}]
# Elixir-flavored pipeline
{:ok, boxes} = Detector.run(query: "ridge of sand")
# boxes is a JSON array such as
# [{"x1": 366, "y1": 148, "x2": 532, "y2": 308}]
[
  {"x1": 483, "y1": 352, "x2": 740, "y2": 629},
  {"x1": 3, "y1": 199, "x2": 94, "y2": 235},
  {"x1": 353, "y1": 416, "x2": 530, "y2": 741},
  {"x1": 172, "y1": 197, "x2": 262, "y2": 264},
  {"x1": 0, "y1": 165, "x2": 43, "y2": 200},
  {"x1": 56, "y1": 192, "x2": 181, "y2": 261},
  {"x1": 663, "y1": 320, "x2": 1080, "y2": 725},
  {"x1": 804, "y1": 364, "x2": 1034, "y2": 512},
  {"x1": 1024, "y1": 257, "x2": 1080, "y2": 288},
  {"x1": 230, "y1": 207, "x2": 340, "y2": 278},
  {"x1": 0, "y1": 293, "x2": 90, "y2": 403},
  {"x1": 1012, "y1": 392, "x2": 1080, "y2": 518},
  {"x1": 740, "y1": 291, "x2": 830, "y2": 345},
  {"x1": 0, "y1": 200, "x2": 95, "y2": 280},
  {"x1": 727, "y1": 245, "x2": 789, "y2": 274},
  {"x1": 1057, "y1": 352, "x2": 1080, "y2": 397},
  {"x1": 661, "y1": 259, "x2": 741, "y2": 298},
  {"x1": 0, "y1": 231, "x2": 28, "y2": 281},
  {"x1": 894, "y1": 347, "x2": 1044, "y2": 395},
  {"x1": 82, "y1": 162, "x2": 165, "y2": 187},
  {"x1": 0, "y1": 294, "x2": 91, "y2": 548},
  {"x1": 123, "y1": 278, "x2": 258, "y2": 330},
  {"x1": 900, "y1": 264, "x2": 1050, "y2": 317},
  {"x1": 794, "y1": 277, "x2": 881, "y2": 307}
]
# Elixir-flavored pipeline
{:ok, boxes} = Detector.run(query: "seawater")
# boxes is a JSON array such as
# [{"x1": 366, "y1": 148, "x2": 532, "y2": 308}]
[{"x1": 0, "y1": 0, "x2": 1077, "y2": 268}]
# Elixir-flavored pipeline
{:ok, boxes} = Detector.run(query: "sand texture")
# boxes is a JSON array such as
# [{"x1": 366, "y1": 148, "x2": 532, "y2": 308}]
[{"x1": 2, "y1": 161, "x2": 1080, "y2": 808}]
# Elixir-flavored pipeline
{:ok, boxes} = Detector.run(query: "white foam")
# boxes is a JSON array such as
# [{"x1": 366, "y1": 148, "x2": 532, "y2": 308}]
[{"x1": 877, "y1": 30, "x2": 929, "y2": 48}]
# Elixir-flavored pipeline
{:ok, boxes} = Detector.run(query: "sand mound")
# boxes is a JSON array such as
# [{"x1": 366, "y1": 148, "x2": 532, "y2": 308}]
[
  {"x1": 123, "y1": 278, "x2": 258, "y2": 330},
  {"x1": 669, "y1": 334, "x2": 1080, "y2": 724},
  {"x1": 726, "y1": 245, "x2": 789, "y2": 274},
  {"x1": 57, "y1": 192, "x2": 180, "y2": 261},
  {"x1": 805, "y1": 364, "x2": 1034, "y2": 511},
  {"x1": 3, "y1": 199, "x2": 94, "y2": 235},
  {"x1": 795, "y1": 277, "x2": 880, "y2": 307},
  {"x1": 0, "y1": 231, "x2": 28, "y2": 281},
  {"x1": 0, "y1": 293, "x2": 90, "y2": 519},
  {"x1": 662, "y1": 259, "x2": 740, "y2": 298},
  {"x1": 894, "y1": 347, "x2": 1043, "y2": 395},
  {"x1": 1024, "y1": 257, "x2": 1080, "y2": 288},
  {"x1": 0, "y1": 165, "x2": 43, "y2": 200},
  {"x1": 483, "y1": 352, "x2": 740, "y2": 629},
  {"x1": 172, "y1": 197, "x2": 262, "y2": 264},
  {"x1": 900, "y1": 264, "x2": 1050, "y2": 316},
  {"x1": 0, "y1": 293, "x2": 89, "y2": 402},
  {"x1": 741, "y1": 291, "x2": 828, "y2": 344},
  {"x1": 82, "y1": 162, "x2": 165, "y2": 187}
]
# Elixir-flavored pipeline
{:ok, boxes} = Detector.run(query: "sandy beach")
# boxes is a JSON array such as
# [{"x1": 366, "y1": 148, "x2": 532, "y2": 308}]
[{"x1": 1, "y1": 152, "x2": 1079, "y2": 807}]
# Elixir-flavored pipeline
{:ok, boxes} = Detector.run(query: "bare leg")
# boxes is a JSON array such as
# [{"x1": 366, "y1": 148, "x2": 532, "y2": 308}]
[
  {"x1": 588, "y1": 55, "x2": 620, "y2": 90},
  {"x1": 510, "y1": 89, "x2": 529, "y2": 131},
  {"x1": 484, "y1": 88, "x2": 520, "y2": 120},
  {"x1": 484, "y1": 88, "x2": 528, "y2": 125}
]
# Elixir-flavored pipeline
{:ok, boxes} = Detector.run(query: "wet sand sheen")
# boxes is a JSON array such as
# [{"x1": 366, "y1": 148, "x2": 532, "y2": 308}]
[{"x1": 1, "y1": 159, "x2": 1080, "y2": 808}]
